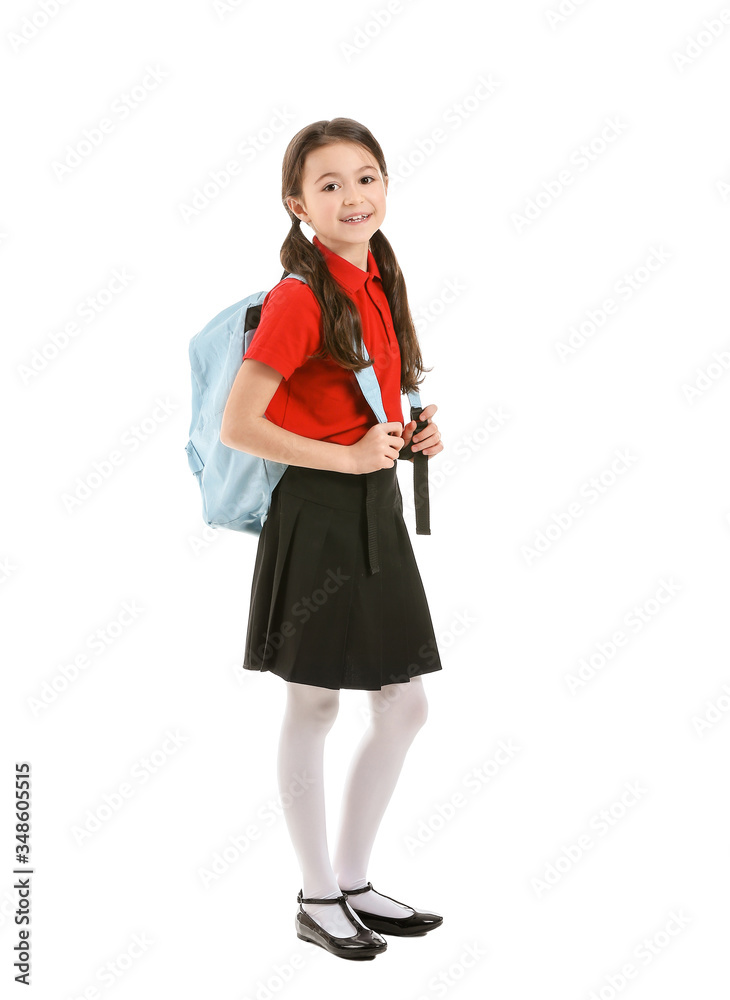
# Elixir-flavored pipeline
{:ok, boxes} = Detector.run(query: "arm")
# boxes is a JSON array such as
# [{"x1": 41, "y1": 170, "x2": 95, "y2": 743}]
[{"x1": 220, "y1": 358, "x2": 356, "y2": 474}]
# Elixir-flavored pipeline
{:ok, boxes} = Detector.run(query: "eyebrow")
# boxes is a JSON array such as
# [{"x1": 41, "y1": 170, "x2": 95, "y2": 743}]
[{"x1": 313, "y1": 165, "x2": 378, "y2": 185}]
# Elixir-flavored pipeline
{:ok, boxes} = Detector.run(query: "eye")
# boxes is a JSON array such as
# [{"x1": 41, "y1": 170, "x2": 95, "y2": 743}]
[{"x1": 322, "y1": 176, "x2": 376, "y2": 191}]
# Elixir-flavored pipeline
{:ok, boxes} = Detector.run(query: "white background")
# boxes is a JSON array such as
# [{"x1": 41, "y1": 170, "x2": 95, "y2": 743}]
[{"x1": 3, "y1": 0, "x2": 730, "y2": 997}]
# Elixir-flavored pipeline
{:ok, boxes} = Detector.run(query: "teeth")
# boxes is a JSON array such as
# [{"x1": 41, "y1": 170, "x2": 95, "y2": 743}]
[{"x1": 344, "y1": 214, "x2": 369, "y2": 222}]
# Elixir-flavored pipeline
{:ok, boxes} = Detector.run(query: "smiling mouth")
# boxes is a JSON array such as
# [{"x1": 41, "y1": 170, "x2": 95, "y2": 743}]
[{"x1": 341, "y1": 213, "x2": 372, "y2": 223}]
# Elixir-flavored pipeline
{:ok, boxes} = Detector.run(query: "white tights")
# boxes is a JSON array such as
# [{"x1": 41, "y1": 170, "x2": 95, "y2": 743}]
[{"x1": 277, "y1": 677, "x2": 428, "y2": 938}]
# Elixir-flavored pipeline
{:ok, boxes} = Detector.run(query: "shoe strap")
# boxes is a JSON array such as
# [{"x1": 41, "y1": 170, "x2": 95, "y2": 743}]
[
  {"x1": 297, "y1": 889, "x2": 349, "y2": 905},
  {"x1": 342, "y1": 882, "x2": 407, "y2": 908},
  {"x1": 337, "y1": 881, "x2": 373, "y2": 896},
  {"x1": 297, "y1": 889, "x2": 367, "y2": 935}
]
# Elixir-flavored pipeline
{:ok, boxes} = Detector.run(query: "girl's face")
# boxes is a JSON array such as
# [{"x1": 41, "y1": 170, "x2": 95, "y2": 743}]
[{"x1": 287, "y1": 141, "x2": 388, "y2": 265}]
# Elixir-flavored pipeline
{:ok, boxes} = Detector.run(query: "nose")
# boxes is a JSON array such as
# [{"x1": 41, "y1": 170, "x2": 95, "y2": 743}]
[{"x1": 342, "y1": 182, "x2": 365, "y2": 205}]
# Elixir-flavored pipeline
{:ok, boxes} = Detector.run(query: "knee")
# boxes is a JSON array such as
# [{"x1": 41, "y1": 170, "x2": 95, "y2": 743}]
[
  {"x1": 312, "y1": 691, "x2": 340, "y2": 729},
  {"x1": 406, "y1": 685, "x2": 429, "y2": 732},
  {"x1": 288, "y1": 686, "x2": 340, "y2": 731},
  {"x1": 373, "y1": 683, "x2": 428, "y2": 734}
]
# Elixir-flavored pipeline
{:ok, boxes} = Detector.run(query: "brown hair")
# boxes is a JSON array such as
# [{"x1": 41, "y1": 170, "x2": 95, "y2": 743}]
[{"x1": 280, "y1": 118, "x2": 430, "y2": 395}]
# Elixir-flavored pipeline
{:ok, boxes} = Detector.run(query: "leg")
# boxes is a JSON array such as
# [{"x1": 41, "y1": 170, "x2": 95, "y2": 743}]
[
  {"x1": 277, "y1": 681, "x2": 367, "y2": 938},
  {"x1": 332, "y1": 676, "x2": 429, "y2": 916}
]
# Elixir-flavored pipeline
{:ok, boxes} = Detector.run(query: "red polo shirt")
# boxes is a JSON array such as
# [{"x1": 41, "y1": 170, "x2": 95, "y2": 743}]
[{"x1": 242, "y1": 234, "x2": 403, "y2": 446}]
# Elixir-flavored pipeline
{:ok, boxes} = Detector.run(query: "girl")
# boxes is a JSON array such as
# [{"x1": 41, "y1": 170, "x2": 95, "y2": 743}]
[{"x1": 220, "y1": 118, "x2": 445, "y2": 961}]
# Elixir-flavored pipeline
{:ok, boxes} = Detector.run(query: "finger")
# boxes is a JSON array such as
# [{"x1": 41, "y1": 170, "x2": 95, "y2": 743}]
[
  {"x1": 414, "y1": 424, "x2": 438, "y2": 440},
  {"x1": 413, "y1": 429, "x2": 441, "y2": 451},
  {"x1": 413, "y1": 422, "x2": 438, "y2": 444}
]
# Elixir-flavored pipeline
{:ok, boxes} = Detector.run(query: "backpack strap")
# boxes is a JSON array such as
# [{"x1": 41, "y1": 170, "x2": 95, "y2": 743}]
[
  {"x1": 405, "y1": 393, "x2": 431, "y2": 538},
  {"x1": 353, "y1": 346, "x2": 430, "y2": 540},
  {"x1": 280, "y1": 272, "x2": 431, "y2": 551}
]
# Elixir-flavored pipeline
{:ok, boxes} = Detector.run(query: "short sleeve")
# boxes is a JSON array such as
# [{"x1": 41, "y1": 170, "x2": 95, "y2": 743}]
[{"x1": 243, "y1": 278, "x2": 323, "y2": 381}]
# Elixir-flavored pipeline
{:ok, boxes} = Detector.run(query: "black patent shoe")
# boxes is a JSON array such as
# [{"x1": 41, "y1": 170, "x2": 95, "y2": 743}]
[
  {"x1": 295, "y1": 889, "x2": 388, "y2": 960},
  {"x1": 340, "y1": 882, "x2": 444, "y2": 937}
]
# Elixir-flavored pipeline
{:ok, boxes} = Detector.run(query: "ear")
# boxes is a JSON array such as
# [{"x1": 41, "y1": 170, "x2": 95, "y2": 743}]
[
  {"x1": 286, "y1": 195, "x2": 310, "y2": 225},
  {"x1": 384, "y1": 175, "x2": 389, "y2": 196}
]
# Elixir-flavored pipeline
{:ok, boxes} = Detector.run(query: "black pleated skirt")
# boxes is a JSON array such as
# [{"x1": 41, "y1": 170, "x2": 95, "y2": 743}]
[{"x1": 242, "y1": 462, "x2": 443, "y2": 690}]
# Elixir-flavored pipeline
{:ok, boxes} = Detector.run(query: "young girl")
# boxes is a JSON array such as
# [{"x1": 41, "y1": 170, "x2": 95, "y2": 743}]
[{"x1": 220, "y1": 118, "x2": 445, "y2": 961}]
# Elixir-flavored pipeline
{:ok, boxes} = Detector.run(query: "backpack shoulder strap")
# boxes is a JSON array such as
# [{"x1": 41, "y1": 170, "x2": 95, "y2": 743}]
[
  {"x1": 280, "y1": 272, "x2": 392, "y2": 421},
  {"x1": 279, "y1": 270, "x2": 430, "y2": 534}
]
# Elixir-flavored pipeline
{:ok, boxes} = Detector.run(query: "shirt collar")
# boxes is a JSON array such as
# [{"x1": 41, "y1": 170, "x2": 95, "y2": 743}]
[{"x1": 313, "y1": 234, "x2": 381, "y2": 293}]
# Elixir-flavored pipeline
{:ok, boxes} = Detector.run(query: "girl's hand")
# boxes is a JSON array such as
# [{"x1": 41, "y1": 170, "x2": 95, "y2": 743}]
[
  {"x1": 349, "y1": 421, "x2": 404, "y2": 473},
  {"x1": 402, "y1": 403, "x2": 443, "y2": 457}
]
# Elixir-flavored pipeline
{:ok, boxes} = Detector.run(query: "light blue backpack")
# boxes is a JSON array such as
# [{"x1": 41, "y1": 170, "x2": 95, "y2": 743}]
[{"x1": 185, "y1": 273, "x2": 429, "y2": 534}]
